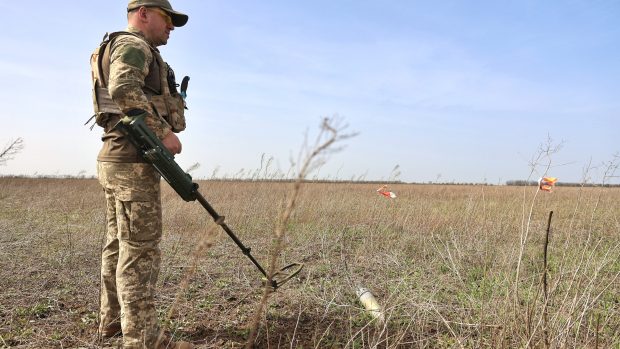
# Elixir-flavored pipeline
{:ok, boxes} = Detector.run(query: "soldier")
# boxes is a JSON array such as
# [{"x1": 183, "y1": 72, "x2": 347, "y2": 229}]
[{"x1": 90, "y1": 1, "x2": 193, "y2": 348}]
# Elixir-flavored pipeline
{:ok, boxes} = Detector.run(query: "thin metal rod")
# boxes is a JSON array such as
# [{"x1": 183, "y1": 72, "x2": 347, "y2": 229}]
[{"x1": 194, "y1": 191, "x2": 269, "y2": 278}]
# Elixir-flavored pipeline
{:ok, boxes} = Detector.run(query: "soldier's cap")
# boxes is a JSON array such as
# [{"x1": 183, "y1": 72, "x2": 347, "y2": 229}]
[{"x1": 127, "y1": 0, "x2": 188, "y2": 27}]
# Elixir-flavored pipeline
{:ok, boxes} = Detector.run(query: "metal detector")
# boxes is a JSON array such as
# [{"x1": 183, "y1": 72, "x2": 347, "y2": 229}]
[
  {"x1": 116, "y1": 115, "x2": 303, "y2": 289},
  {"x1": 195, "y1": 192, "x2": 304, "y2": 289}
]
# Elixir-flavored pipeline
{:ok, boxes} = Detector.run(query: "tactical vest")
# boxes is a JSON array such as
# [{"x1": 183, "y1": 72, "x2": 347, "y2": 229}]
[{"x1": 90, "y1": 31, "x2": 186, "y2": 132}]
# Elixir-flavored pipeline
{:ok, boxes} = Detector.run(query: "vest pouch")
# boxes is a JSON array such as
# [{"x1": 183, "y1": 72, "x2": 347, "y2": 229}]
[
  {"x1": 95, "y1": 112, "x2": 111, "y2": 128},
  {"x1": 150, "y1": 94, "x2": 186, "y2": 133},
  {"x1": 166, "y1": 93, "x2": 186, "y2": 132}
]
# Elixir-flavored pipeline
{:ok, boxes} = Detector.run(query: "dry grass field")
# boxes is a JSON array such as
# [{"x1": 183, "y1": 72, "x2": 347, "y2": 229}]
[{"x1": 0, "y1": 177, "x2": 619, "y2": 348}]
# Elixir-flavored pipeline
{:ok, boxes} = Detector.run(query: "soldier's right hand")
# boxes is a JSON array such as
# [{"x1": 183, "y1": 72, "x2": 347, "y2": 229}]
[{"x1": 162, "y1": 131, "x2": 182, "y2": 155}]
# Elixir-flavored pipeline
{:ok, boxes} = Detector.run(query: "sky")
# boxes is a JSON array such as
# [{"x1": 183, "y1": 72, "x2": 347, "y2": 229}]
[{"x1": 0, "y1": 1, "x2": 618, "y2": 184}]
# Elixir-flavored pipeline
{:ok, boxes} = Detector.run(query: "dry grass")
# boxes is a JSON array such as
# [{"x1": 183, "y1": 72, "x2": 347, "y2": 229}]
[{"x1": 0, "y1": 177, "x2": 619, "y2": 348}]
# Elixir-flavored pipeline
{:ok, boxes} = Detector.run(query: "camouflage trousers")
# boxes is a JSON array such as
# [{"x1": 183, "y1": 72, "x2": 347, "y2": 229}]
[{"x1": 97, "y1": 161, "x2": 163, "y2": 349}]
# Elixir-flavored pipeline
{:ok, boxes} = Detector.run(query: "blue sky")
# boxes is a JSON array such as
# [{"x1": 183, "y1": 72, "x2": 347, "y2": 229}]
[{"x1": 0, "y1": 1, "x2": 618, "y2": 183}]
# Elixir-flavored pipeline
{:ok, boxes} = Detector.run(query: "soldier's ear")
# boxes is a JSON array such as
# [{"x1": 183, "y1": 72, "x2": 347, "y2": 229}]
[
  {"x1": 137, "y1": 6, "x2": 150, "y2": 22},
  {"x1": 129, "y1": 6, "x2": 147, "y2": 23}
]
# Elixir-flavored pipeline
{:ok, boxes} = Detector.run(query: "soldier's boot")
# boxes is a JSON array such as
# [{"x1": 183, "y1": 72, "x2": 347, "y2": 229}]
[{"x1": 100, "y1": 322, "x2": 122, "y2": 338}]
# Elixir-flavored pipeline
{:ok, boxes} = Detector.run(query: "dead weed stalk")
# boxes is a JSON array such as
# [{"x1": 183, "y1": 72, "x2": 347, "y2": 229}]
[{"x1": 245, "y1": 116, "x2": 356, "y2": 348}]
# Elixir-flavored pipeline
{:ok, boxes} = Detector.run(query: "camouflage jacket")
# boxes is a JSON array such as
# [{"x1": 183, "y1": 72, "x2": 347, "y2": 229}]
[{"x1": 92, "y1": 26, "x2": 178, "y2": 163}]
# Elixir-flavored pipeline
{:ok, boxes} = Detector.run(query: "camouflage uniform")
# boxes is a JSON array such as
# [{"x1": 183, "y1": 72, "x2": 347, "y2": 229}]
[
  {"x1": 98, "y1": 162, "x2": 162, "y2": 348},
  {"x1": 94, "y1": 26, "x2": 175, "y2": 349}
]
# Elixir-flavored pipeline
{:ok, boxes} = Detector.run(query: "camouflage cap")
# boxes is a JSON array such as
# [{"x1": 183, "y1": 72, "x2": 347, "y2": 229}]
[{"x1": 127, "y1": 0, "x2": 188, "y2": 27}]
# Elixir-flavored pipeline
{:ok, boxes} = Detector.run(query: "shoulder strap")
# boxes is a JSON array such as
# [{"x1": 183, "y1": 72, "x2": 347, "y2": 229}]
[
  {"x1": 97, "y1": 31, "x2": 144, "y2": 88},
  {"x1": 96, "y1": 33, "x2": 110, "y2": 88}
]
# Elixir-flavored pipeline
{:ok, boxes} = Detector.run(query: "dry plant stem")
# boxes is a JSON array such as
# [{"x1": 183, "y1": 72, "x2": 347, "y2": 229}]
[
  {"x1": 556, "y1": 156, "x2": 620, "y2": 346},
  {"x1": 0, "y1": 137, "x2": 24, "y2": 165},
  {"x1": 553, "y1": 240, "x2": 620, "y2": 347},
  {"x1": 573, "y1": 249, "x2": 620, "y2": 344},
  {"x1": 431, "y1": 302, "x2": 465, "y2": 349},
  {"x1": 245, "y1": 117, "x2": 355, "y2": 348},
  {"x1": 514, "y1": 137, "x2": 561, "y2": 340},
  {"x1": 313, "y1": 320, "x2": 335, "y2": 349},
  {"x1": 342, "y1": 316, "x2": 381, "y2": 349},
  {"x1": 543, "y1": 211, "x2": 553, "y2": 349},
  {"x1": 289, "y1": 305, "x2": 304, "y2": 348},
  {"x1": 568, "y1": 160, "x2": 592, "y2": 232},
  {"x1": 96, "y1": 201, "x2": 109, "y2": 346},
  {"x1": 595, "y1": 313, "x2": 600, "y2": 349}
]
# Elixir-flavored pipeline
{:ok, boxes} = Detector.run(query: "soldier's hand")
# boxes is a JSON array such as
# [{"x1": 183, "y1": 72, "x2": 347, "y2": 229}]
[{"x1": 162, "y1": 131, "x2": 182, "y2": 155}]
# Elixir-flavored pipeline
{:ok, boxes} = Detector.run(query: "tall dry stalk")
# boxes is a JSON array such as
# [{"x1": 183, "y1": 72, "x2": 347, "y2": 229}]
[
  {"x1": 514, "y1": 136, "x2": 562, "y2": 337},
  {"x1": 244, "y1": 117, "x2": 356, "y2": 348},
  {"x1": 542, "y1": 211, "x2": 553, "y2": 349},
  {"x1": 523, "y1": 153, "x2": 620, "y2": 347}
]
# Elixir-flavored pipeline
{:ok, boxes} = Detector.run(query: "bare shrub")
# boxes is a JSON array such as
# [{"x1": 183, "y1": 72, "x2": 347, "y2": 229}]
[{"x1": 0, "y1": 137, "x2": 24, "y2": 166}]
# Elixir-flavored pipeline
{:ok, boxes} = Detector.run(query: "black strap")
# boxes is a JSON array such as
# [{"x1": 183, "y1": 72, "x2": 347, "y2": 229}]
[{"x1": 96, "y1": 31, "x2": 144, "y2": 88}]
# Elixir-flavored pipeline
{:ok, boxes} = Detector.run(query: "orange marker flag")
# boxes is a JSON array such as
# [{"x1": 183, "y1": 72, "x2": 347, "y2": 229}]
[
  {"x1": 376, "y1": 185, "x2": 397, "y2": 199},
  {"x1": 539, "y1": 177, "x2": 558, "y2": 192}
]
